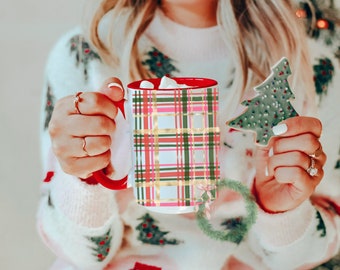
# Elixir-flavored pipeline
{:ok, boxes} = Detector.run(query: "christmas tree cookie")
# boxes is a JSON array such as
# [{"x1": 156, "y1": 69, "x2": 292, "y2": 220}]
[{"x1": 227, "y1": 57, "x2": 298, "y2": 146}]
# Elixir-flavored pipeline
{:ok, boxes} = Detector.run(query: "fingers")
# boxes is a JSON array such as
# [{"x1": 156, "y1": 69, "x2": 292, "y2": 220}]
[
  {"x1": 58, "y1": 150, "x2": 112, "y2": 179},
  {"x1": 255, "y1": 116, "x2": 326, "y2": 212},
  {"x1": 58, "y1": 92, "x2": 118, "y2": 120},
  {"x1": 272, "y1": 116, "x2": 322, "y2": 139},
  {"x1": 62, "y1": 114, "x2": 116, "y2": 137},
  {"x1": 270, "y1": 133, "x2": 324, "y2": 158},
  {"x1": 267, "y1": 115, "x2": 326, "y2": 176},
  {"x1": 48, "y1": 77, "x2": 125, "y2": 178},
  {"x1": 79, "y1": 136, "x2": 112, "y2": 157},
  {"x1": 267, "y1": 151, "x2": 325, "y2": 183},
  {"x1": 275, "y1": 166, "x2": 323, "y2": 196},
  {"x1": 52, "y1": 135, "x2": 112, "y2": 158}
]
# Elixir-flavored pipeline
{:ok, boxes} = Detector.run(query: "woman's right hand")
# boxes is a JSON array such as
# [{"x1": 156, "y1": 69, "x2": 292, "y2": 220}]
[{"x1": 48, "y1": 78, "x2": 125, "y2": 179}]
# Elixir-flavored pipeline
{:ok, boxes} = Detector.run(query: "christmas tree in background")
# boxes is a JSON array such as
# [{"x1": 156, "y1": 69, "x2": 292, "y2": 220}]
[
  {"x1": 228, "y1": 58, "x2": 298, "y2": 146},
  {"x1": 88, "y1": 229, "x2": 112, "y2": 262},
  {"x1": 296, "y1": 0, "x2": 340, "y2": 62},
  {"x1": 136, "y1": 213, "x2": 180, "y2": 246},
  {"x1": 296, "y1": 1, "x2": 338, "y2": 100}
]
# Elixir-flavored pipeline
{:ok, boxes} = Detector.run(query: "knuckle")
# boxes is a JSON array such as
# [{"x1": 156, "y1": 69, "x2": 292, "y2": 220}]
[
  {"x1": 295, "y1": 167, "x2": 306, "y2": 180},
  {"x1": 311, "y1": 136, "x2": 320, "y2": 147},
  {"x1": 305, "y1": 135, "x2": 320, "y2": 154},
  {"x1": 101, "y1": 150, "x2": 112, "y2": 165},
  {"x1": 292, "y1": 151, "x2": 305, "y2": 164},
  {"x1": 285, "y1": 167, "x2": 304, "y2": 179},
  {"x1": 48, "y1": 120, "x2": 59, "y2": 137},
  {"x1": 317, "y1": 169, "x2": 324, "y2": 181},
  {"x1": 91, "y1": 92, "x2": 101, "y2": 106},
  {"x1": 294, "y1": 167, "x2": 303, "y2": 179},
  {"x1": 312, "y1": 118, "x2": 322, "y2": 134},
  {"x1": 112, "y1": 105, "x2": 118, "y2": 118},
  {"x1": 294, "y1": 116, "x2": 304, "y2": 127},
  {"x1": 103, "y1": 136, "x2": 112, "y2": 149},
  {"x1": 96, "y1": 117, "x2": 109, "y2": 132},
  {"x1": 51, "y1": 141, "x2": 67, "y2": 158},
  {"x1": 60, "y1": 160, "x2": 74, "y2": 175},
  {"x1": 97, "y1": 117, "x2": 114, "y2": 134},
  {"x1": 51, "y1": 141, "x2": 62, "y2": 157},
  {"x1": 48, "y1": 101, "x2": 67, "y2": 136},
  {"x1": 90, "y1": 92, "x2": 105, "y2": 108},
  {"x1": 322, "y1": 152, "x2": 327, "y2": 164}
]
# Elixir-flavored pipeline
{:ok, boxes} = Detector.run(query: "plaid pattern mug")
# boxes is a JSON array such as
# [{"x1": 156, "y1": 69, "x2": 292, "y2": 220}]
[{"x1": 127, "y1": 77, "x2": 220, "y2": 213}]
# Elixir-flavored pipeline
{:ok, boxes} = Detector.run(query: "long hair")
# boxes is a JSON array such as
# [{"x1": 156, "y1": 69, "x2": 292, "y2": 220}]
[
  {"x1": 86, "y1": 0, "x2": 316, "y2": 118},
  {"x1": 84, "y1": 0, "x2": 159, "y2": 83}
]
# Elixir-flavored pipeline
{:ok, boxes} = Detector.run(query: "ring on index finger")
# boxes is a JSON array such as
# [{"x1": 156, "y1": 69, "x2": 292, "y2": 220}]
[{"x1": 74, "y1": 92, "x2": 83, "y2": 114}]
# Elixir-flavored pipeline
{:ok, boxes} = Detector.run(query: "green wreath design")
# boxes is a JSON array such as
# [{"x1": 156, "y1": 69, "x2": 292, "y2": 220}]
[{"x1": 196, "y1": 179, "x2": 257, "y2": 244}]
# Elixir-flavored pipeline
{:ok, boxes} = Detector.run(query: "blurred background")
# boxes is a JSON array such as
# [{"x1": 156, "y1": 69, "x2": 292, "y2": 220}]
[{"x1": 0, "y1": 0, "x2": 84, "y2": 269}]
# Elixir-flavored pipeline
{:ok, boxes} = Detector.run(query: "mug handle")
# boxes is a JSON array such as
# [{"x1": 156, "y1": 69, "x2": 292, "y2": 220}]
[
  {"x1": 93, "y1": 99, "x2": 129, "y2": 190},
  {"x1": 93, "y1": 170, "x2": 128, "y2": 190}
]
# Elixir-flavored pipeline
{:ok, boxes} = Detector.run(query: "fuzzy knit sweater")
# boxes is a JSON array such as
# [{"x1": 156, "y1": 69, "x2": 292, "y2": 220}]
[{"x1": 37, "y1": 8, "x2": 340, "y2": 270}]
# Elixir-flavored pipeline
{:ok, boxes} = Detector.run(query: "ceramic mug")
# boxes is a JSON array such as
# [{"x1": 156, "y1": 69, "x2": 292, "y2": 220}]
[{"x1": 94, "y1": 77, "x2": 220, "y2": 214}]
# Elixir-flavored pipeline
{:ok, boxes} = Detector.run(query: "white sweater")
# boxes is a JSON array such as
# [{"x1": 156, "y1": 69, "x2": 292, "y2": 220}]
[{"x1": 37, "y1": 9, "x2": 340, "y2": 270}]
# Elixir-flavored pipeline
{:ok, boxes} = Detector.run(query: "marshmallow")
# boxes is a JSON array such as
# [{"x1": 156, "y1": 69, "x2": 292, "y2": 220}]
[
  {"x1": 139, "y1": 76, "x2": 190, "y2": 89},
  {"x1": 159, "y1": 76, "x2": 189, "y2": 89},
  {"x1": 140, "y1": 80, "x2": 155, "y2": 89}
]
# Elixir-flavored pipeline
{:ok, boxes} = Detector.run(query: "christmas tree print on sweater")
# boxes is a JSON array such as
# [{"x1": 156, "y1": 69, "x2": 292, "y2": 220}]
[
  {"x1": 44, "y1": 84, "x2": 55, "y2": 130},
  {"x1": 142, "y1": 47, "x2": 179, "y2": 78},
  {"x1": 87, "y1": 229, "x2": 112, "y2": 262},
  {"x1": 316, "y1": 211, "x2": 326, "y2": 237},
  {"x1": 69, "y1": 35, "x2": 101, "y2": 82},
  {"x1": 136, "y1": 213, "x2": 181, "y2": 246},
  {"x1": 227, "y1": 57, "x2": 298, "y2": 146}
]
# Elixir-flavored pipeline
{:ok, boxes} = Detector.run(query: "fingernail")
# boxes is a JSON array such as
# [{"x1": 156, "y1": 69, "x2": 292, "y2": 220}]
[
  {"x1": 108, "y1": 82, "x2": 124, "y2": 92},
  {"x1": 268, "y1": 147, "x2": 274, "y2": 157},
  {"x1": 272, "y1": 123, "x2": 287, "y2": 135},
  {"x1": 265, "y1": 166, "x2": 269, "y2": 176}
]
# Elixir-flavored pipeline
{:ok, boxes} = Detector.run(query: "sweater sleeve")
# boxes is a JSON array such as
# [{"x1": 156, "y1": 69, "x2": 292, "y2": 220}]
[
  {"x1": 248, "y1": 199, "x2": 339, "y2": 270},
  {"x1": 37, "y1": 28, "x2": 124, "y2": 269}
]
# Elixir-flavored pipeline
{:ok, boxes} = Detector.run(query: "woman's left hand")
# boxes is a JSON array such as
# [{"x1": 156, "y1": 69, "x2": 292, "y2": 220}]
[{"x1": 254, "y1": 116, "x2": 327, "y2": 213}]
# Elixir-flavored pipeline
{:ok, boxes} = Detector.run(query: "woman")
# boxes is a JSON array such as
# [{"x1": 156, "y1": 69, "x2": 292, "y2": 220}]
[{"x1": 38, "y1": 1, "x2": 339, "y2": 269}]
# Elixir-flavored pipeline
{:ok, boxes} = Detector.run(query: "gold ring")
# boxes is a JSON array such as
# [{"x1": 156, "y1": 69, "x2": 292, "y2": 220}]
[
  {"x1": 74, "y1": 92, "x2": 83, "y2": 114},
  {"x1": 82, "y1": 137, "x2": 89, "y2": 156}
]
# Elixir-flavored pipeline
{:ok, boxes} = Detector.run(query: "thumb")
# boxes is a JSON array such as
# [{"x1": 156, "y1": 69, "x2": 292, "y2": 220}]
[
  {"x1": 99, "y1": 77, "x2": 125, "y2": 102},
  {"x1": 99, "y1": 77, "x2": 126, "y2": 118}
]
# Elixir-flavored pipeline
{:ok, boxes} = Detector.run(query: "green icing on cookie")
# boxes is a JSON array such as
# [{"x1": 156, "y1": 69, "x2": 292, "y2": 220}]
[{"x1": 227, "y1": 57, "x2": 298, "y2": 146}]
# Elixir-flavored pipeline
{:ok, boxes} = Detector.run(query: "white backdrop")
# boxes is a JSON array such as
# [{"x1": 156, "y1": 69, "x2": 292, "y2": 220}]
[{"x1": 0, "y1": 0, "x2": 85, "y2": 269}]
